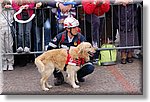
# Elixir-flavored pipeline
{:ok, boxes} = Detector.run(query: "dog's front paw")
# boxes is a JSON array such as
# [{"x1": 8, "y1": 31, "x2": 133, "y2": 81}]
[
  {"x1": 73, "y1": 85, "x2": 80, "y2": 88},
  {"x1": 43, "y1": 87, "x2": 49, "y2": 91},
  {"x1": 47, "y1": 85, "x2": 53, "y2": 89}
]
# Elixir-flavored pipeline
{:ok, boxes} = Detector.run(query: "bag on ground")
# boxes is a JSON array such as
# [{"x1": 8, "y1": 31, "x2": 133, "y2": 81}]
[{"x1": 98, "y1": 44, "x2": 117, "y2": 66}]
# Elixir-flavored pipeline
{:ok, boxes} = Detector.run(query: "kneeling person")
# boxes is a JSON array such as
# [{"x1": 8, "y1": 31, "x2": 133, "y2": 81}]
[{"x1": 47, "y1": 16, "x2": 95, "y2": 86}]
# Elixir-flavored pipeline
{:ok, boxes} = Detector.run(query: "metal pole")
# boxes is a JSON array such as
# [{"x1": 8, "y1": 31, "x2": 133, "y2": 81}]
[
  {"x1": 0, "y1": 27, "x2": 2, "y2": 72},
  {"x1": 42, "y1": 9, "x2": 45, "y2": 51},
  {"x1": 97, "y1": 46, "x2": 142, "y2": 51},
  {"x1": 111, "y1": 5, "x2": 113, "y2": 41},
  {"x1": 0, "y1": 23, "x2": 3, "y2": 94}
]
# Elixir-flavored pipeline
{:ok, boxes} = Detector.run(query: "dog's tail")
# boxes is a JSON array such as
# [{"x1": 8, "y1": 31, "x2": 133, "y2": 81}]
[{"x1": 35, "y1": 58, "x2": 45, "y2": 73}]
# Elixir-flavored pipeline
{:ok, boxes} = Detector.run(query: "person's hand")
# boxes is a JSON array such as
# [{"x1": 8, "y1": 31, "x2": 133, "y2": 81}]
[
  {"x1": 4, "y1": 4, "x2": 12, "y2": 9},
  {"x1": 93, "y1": 0, "x2": 104, "y2": 6},
  {"x1": 93, "y1": 0, "x2": 98, "y2": 4},
  {"x1": 63, "y1": 4, "x2": 72, "y2": 13},
  {"x1": 59, "y1": 3, "x2": 66, "y2": 13},
  {"x1": 0, "y1": 0, "x2": 4, "y2": 3},
  {"x1": 59, "y1": 19, "x2": 64, "y2": 23},
  {"x1": 59, "y1": 3, "x2": 72, "y2": 14},
  {"x1": 115, "y1": 0, "x2": 133, "y2": 6},
  {"x1": 24, "y1": 5, "x2": 29, "y2": 9},
  {"x1": 36, "y1": 2, "x2": 42, "y2": 8},
  {"x1": 20, "y1": 5, "x2": 25, "y2": 9}
]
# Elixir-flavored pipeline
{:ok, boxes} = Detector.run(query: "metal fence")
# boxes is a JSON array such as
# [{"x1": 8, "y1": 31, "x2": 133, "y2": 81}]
[{"x1": 0, "y1": 2, "x2": 143, "y2": 71}]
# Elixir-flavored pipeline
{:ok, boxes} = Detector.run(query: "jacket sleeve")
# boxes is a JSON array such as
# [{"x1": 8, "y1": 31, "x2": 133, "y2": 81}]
[
  {"x1": 47, "y1": 33, "x2": 62, "y2": 50},
  {"x1": 79, "y1": 33, "x2": 86, "y2": 42},
  {"x1": 27, "y1": 0, "x2": 35, "y2": 9},
  {"x1": 81, "y1": 0, "x2": 97, "y2": 15},
  {"x1": 27, "y1": 3, "x2": 35, "y2": 9},
  {"x1": 82, "y1": 0, "x2": 110, "y2": 16},
  {"x1": 100, "y1": 1, "x2": 110, "y2": 13},
  {"x1": 12, "y1": 0, "x2": 20, "y2": 11},
  {"x1": 94, "y1": 1, "x2": 110, "y2": 16}
]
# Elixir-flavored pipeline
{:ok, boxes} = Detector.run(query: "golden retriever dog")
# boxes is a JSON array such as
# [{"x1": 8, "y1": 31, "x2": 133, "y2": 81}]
[{"x1": 35, "y1": 42, "x2": 95, "y2": 91}]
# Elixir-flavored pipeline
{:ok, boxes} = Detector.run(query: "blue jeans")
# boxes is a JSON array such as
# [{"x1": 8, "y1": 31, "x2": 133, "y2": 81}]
[
  {"x1": 56, "y1": 22, "x2": 64, "y2": 33},
  {"x1": 77, "y1": 63, "x2": 95, "y2": 79},
  {"x1": 44, "y1": 19, "x2": 51, "y2": 46},
  {"x1": 34, "y1": 26, "x2": 42, "y2": 52},
  {"x1": 86, "y1": 14, "x2": 104, "y2": 47},
  {"x1": 34, "y1": 19, "x2": 51, "y2": 52},
  {"x1": 18, "y1": 21, "x2": 32, "y2": 48}
]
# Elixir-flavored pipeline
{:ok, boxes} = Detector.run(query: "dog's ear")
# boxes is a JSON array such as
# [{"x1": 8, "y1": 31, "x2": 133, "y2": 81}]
[
  {"x1": 78, "y1": 42, "x2": 90, "y2": 54},
  {"x1": 78, "y1": 44, "x2": 84, "y2": 54},
  {"x1": 78, "y1": 49, "x2": 83, "y2": 54}
]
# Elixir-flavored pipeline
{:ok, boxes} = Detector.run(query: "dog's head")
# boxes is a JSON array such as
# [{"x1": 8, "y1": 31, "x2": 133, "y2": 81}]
[{"x1": 77, "y1": 42, "x2": 96, "y2": 62}]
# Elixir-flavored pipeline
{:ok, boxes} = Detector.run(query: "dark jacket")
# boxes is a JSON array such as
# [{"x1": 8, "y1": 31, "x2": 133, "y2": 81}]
[
  {"x1": 47, "y1": 31, "x2": 86, "y2": 50},
  {"x1": 113, "y1": 3, "x2": 139, "y2": 47},
  {"x1": 34, "y1": 1, "x2": 50, "y2": 27}
]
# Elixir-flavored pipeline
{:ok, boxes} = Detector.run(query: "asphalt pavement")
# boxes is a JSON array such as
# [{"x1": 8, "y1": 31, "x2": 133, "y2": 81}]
[{"x1": 1, "y1": 58, "x2": 143, "y2": 95}]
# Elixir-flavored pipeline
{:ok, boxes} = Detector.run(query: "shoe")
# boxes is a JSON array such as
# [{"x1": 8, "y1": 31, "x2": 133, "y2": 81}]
[
  {"x1": 78, "y1": 77, "x2": 85, "y2": 82},
  {"x1": 45, "y1": 45, "x2": 48, "y2": 51},
  {"x1": 17, "y1": 47, "x2": 23, "y2": 53},
  {"x1": 127, "y1": 57, "x2": 133, "y2": 63},
  {"x1": 127, "y1": 51, "x2": 133, "y2": 63},
  {"x1": 121, "y1": 58, "x2": 127, "y2": 64},
  {"x1": 92, "y1": 59, "x2": 98, "y2": 65},
  {"x1": 24, "y1": 47, "x2": 30, "y2": 53},
  {"x1": 3, "y1": 65, "x2": 7, "y2": 71},
  {"x1": 54, "y1": 77, "x2": 64, "y2": 86},
  {"x1": 133, "y1": 49, "x2": 141, "y2": 59},
  {"x1": 121, "y1": 51, "x2": 127, "y2": 64},
  {"x1": 8, "y1": 65, "x2": 14, "y2": 71}
]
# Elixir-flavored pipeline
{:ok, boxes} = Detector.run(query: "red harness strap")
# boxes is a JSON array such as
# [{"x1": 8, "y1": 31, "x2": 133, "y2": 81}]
[
  {"x1": 65, "y1": 53, "x2": 77, "y2": 66},
  {"x1": 64, "y1": 49, "x2": 85, "y2": 71},
  {"x1": 65, "y1": 51, "x2": 85, "y2": 67},
  {"x1": 65, "y1": 53, "x2": 72, "y2": 65}
]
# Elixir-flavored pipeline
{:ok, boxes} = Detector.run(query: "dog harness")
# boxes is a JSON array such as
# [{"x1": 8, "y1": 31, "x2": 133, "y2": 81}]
[{"x1": 64, "y1": 50, "x2": 85, "y2": 71}]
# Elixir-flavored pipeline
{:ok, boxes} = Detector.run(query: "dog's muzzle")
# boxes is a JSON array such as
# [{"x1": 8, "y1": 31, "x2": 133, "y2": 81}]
[{"x1": 88, "y1": 51, "x2": 94, "y2": 57}]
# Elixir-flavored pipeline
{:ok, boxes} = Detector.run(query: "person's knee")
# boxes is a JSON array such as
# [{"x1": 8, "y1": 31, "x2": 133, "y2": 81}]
[
  {"x1": 77, "y1": 64, "x2": 95, "y2": 78},
  {"x1": 86, "y1": 64, "x2": 95, "y2": 74}
]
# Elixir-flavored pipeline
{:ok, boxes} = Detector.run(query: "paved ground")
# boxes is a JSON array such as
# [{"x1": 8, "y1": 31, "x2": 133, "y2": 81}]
[
  {"x1": 1, "y1": 59, "x2": 143, "y2": 95},
  {"x1": 0, "y1": 72, "x2": 3, "y2": 94}
]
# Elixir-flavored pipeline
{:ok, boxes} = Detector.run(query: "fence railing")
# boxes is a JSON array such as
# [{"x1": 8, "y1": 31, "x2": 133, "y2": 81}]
[{"x1": 0, "y1": 2, "x2": 143, "y2": 71}]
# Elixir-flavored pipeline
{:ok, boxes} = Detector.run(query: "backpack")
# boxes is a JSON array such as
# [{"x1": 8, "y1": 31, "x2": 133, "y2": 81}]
[{"x1": 98, "y1": 44, "x2": 117, "y2": 66}]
